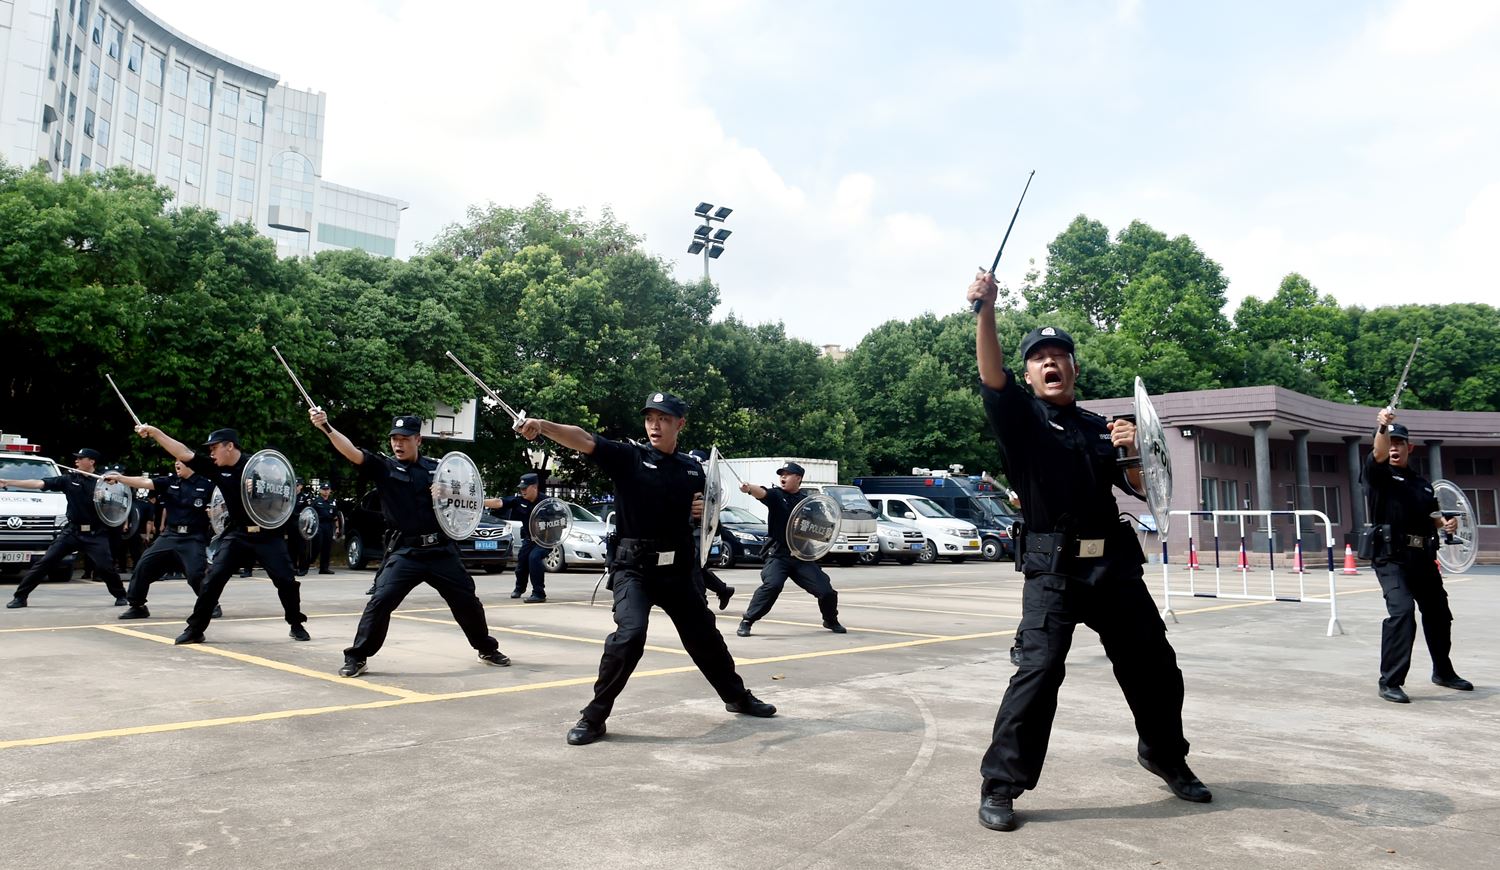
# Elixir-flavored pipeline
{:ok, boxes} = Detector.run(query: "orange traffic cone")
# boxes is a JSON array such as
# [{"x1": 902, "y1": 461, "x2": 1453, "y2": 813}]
[
  {"x1": 1293, "y1": 541, "x2": 1306, "y2": 574},
  {"x1": 1237, "y1": 542, "x2": 1249, "y2": 571},
  {"x1": 1342, "y1": 544, "x2": 1360, "y2": 575},
  {"x1": 1188, "y1": 545, "x2": 1200, "y2": 570}
]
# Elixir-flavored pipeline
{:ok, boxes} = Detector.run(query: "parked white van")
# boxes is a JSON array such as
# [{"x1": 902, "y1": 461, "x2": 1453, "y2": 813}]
[{"x1": 861, "y1": 494, "x2": 981, "y2": 564}]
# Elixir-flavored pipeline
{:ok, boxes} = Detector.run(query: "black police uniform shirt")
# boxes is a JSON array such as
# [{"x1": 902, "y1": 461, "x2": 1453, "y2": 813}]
[
  {"x1": 588, "y1": 436, "x2": 702, "y2": 549},
  {"x1": 150, "y1": 473, "x2": 215, "y2": 536},
  {"x1": 1362, "y1": 455, "x2": 1438, "y2": 555},
  {"x1": 756, "y1": 487, "x2": 808, "y2": 557},
  {"x1": 358, "y1": 449, "x2": 443, "y2": 537},
  {"x1": 188, "y1": 451, "x2": 283, "y2": 532},
  {"x1": 498, "y1": 495, "x2": 536, "y2": 541},
  {"x1": 982, "y1": 371, "x2": 1135, "y2": 578},
  {"x1": 39, "y1": 473, "x2": 105, "y2": 528},
  {"x1": 312, "y1": 494, "x2": 339, "y2": 524}
]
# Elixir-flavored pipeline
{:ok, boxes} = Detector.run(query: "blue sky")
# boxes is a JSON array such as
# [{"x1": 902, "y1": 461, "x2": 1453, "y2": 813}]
[{"x1": 144, "y1": 0, "x2": 1500, "y2": 346}]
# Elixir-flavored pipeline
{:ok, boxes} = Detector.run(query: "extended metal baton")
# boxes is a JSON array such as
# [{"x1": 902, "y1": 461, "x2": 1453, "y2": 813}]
[
  {"x1": 972, "y1": 170, "x2": 1036, "y2": 314},
  {"x1": 104, "y1": 373, "x2": 143, "y2": 428},
  {"x1": 271, "y1": 345, "x2": 332, "y2": 433},
  {"x1": 1379, "y1": 338, "x2": 1421, "y2": 434},
  {"x1": 444, "y1": 351, "x2": 527, "y2": 430}
]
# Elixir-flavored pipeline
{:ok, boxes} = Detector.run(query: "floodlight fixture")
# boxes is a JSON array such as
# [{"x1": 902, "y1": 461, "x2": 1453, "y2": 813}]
[
  {"x1": 707, "y1": 244, "x2": 725, "y2": 259},
  {"x1": 712, "y1": 228, "x2": 732, "y2": 242},
  {"x1": 688, "y1": 239, "x2": 706, "y2": 255},
  {"x1": 693, "y1": 224, "x2": 712, "y2": 238},
  {"x1": 694, "y1": 202, "x2": 714, "y2": 217},
  {"x1": 712, "y1": 206, "x2": 733, "y2": 221}
]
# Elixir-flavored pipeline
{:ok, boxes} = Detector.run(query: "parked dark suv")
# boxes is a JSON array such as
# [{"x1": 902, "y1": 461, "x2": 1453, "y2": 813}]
[
  {"x1": 342, "y1": 488, "x2": 513, "y2": 572},
  {"x1": 713, "y1": 505, "x2": 768, "y2": 569}
]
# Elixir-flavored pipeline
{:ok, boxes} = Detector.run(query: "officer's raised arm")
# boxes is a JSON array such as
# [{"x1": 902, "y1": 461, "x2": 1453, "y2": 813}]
[
  {"x1": 969, "y1": 270, "x2": 1008, "y2": 390},
  {"x1": 310, "y1": 408, "x2": 364, "y2": 465},
  {"x1": 102, "y1": 471, "x2": 157, "y2": 490},
  {"x1": 517, "y1": 418, "x2": 597, "y2": 455},
  {"x1": 135, "y1": 424, "x2": 194, "y2": 463},
  {"x1": 739, "y1": 481, "x2": 768, "y2": 500}
]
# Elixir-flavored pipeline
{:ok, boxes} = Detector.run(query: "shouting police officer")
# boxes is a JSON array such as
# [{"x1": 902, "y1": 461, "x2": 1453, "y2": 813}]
[
  {"x1": 312, "y1": 482, "x2": 340, "y2": 574},
  {"x1": 485, "y1": 472, "x2": 547, "y2": 602},
  {"x1": 3, "y1": 448, "x2": 128, "y2": 608},
  {"x1": 735, "y1": 462, "x2": 844, "y2": 636},
  {"x1": 968, "y1": 270, "x2": 1210, "y2": 832},
  {"x1": 1364, "y1": 409, "x2": 1472, "y2": 703},
  {"x1": 106, "y1": 459, "x2": 219, "y2": 620},
  {"x1": 312, "y1": 410, "x2": 511, "y2": 677},
  {"x1": 518, "y1": 391, "x2": 776, "y2": 745},
  {"x1": 134, "y1": 425, "x2": 310, "y2": 645}
]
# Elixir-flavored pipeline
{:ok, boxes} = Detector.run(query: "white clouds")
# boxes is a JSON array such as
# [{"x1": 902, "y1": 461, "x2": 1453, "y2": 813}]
[{"x1": 1370, "y1": 0, "x2": 1500, "y2": 56}]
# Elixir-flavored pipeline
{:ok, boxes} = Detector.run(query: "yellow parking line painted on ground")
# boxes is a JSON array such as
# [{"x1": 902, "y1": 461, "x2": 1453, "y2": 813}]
[
  {"x1": 847, "y1": 581, "x2": 999, "y2": 592},
  {"x1": 826, "y1": 601, "x2": 1023, "y2": 620},
  {"x1": 0, "y1": 605, "x2": 484, "y2": 635},
  {"x1": 94, "y1": 625, "x2": 431, "y2": 701},
  {"x1": 709, "y1": 613, "x2": 946, "y2": 639},
  {"x1": 732, "y1": 630, "x2": 1018, "y2": 667},
  {"x1": 389, "y1": 613, "x2": 692, "y2": 656}
]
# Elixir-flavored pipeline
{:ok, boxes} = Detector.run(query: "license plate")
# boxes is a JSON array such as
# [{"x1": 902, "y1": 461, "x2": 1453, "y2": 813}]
[
  {"x1": 852, "y1": 545, "x2": 868, "y2": 552},
  {"x1": 909, "y1": 543, "x2": 924, "y2": 550},
  {"x1": 474, "y1": 540, "x2": 498, "y2": 550},
  {"x1": 964, "y1": 540, "x2": 980, "y2": 549},
  {"x1": 1, "y1": 552, "x2": 33, "y2": 563}
]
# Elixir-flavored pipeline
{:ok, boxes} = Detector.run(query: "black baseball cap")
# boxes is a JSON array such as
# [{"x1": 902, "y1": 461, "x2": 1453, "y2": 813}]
[
  {"x1": 1017, "y1": 326, "x2": 1076, "y2": 362},
  {"x1": 1387, "y1": 423, "x2": 1411, "y2": 441},
  {"x1": 518, "y1": 472, "x2": 539, "y2": 488},
  {"x1": 641, "y1": 391, "x2": 687, "y2": 418},
  {"x1": 319, "y1": 482, "x2": 332, "y2": 490},
  {"x1": 201, "y1": 429, "x2": 239, "y2": 448},
  {"x1": 71, "y1": 448, "x2": 103, "y2": 460},
  {"x1": 776, "y1": 461, "x2": 806, "y2": 477},
  {"x1": 389, "y1": 415, "x2": 423, "y2": 436}
]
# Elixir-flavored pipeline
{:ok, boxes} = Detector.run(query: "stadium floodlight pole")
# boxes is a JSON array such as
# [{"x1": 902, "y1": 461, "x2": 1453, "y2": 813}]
[{"x1": 688, "y1": 202, "x2": 733, "y2": 281}]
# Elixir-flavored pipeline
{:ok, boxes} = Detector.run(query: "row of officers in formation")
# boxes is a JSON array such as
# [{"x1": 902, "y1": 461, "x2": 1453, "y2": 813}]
[{"x1": 1, "y1": 278, "x2": 1475, "y2": 832}]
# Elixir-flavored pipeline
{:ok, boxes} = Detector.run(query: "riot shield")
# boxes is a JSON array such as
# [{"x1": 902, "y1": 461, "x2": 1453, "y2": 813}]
[
  {"x1": 208, "y1": 488, "x2": 227, "y2": 536},
  {"x1": 1134, "y1": 377, "x2": 1173, "y2": 539},
  {"x1": 1432, "y1": 480, "x2": 1477, "y2": 574},
  {"x1": 786, "y1": 493, "x2": 842, "y2": 562},
  {"x1": 432, "y1": 451, "x2": 485, "y2": 540},
  {"x1": 528, "y1": 496, "x2": 573, "y2": 549},
  {"x1": 297, "y1": 506, "x2": 320, "y2": 540},
  {"x1": 91, "y1": 478, "x2": 133, "y2": 528},
  {"x1": 241, "y1": 449, "x2": 296, "y2": 530},
  {"x1": 698, "y1": 447, "x2": 725, "y2": 566}
]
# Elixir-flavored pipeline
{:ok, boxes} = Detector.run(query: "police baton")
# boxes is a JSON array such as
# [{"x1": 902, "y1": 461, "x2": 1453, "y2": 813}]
[
  {"x1": 104, "y1": 373, "x2": 144, "y2": 428},
  {"x1": 271, "y1": 345, "x2": 332, "y2": 433},
  {"x1": 972, "y1": 170, "x2": 1036, "y2": 314},
  {"x1": 444, "y1": 350, "x2": 528, "y2": 432}
]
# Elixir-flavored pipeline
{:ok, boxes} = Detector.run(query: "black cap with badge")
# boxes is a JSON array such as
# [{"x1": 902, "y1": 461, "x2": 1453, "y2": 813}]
[
  {"x1": 1017, "y1": 326, "x2": 1076, "y2": 362},
  {"x1": 518, "y1": 472, "x2": 539, "y2": 488},
  {"x1": 1387, "y1": 423, "x2": 1411, "y2": 441},
  {"x1": 389, "y1": 415, "x2": 423, "y2": 436},
  {"x1": 200, "y1": 428, "x2": 240, "y2": 448},
  {"x1": 71, "y1": 447, "x2": 103, "y2": 460},
  {"x1": 640, "y1": 391, "x2": 687, "y2": 418},
  {"x1": 776, "y1": 461, "x2": 806, "y2": 477}
]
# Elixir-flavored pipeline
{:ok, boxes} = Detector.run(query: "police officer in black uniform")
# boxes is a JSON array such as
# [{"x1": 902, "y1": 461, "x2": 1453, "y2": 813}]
[
  {"x1": 312, "y1": 482, "x2": 341, "y2": 574},
  {"x1": 312, "y1": 409, "x2": 510, "y2": 677},
  {"x1": 735, "y1": 462, "x2": 844, "y2": 636},
  {"x1": 518, "y1": 391, "x2": 776, "y2": 745},
  {"x1": 485, "y1": 473, "x2": 548, "y2": 602},
  {"x1": 968, "y1": 270, "x2": 1210, "y2": 832},
  {"x1": 687, "y1": 449, "x2": 735, "y2": 611},
  {"x1": 134, "y1": 424, "x2": 310, "y2": 644},
  {"x1": 4, "y1": 448, "x2": 128, "y2": 608},
  {"x1": 1364, "y1": 409, "x2": 1472, "y2": 703},
  {"x1": 106, "y1": 459, "x2": 220, "y2": 619}
]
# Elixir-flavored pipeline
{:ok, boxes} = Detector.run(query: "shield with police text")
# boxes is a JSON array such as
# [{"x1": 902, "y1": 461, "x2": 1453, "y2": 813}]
[
  {"x1": 528, "y1": 496, "x2": 573, "y2": 549},
  {"x1": 786, "y1": 493, "x2": 842, "y2": 562},
  {"x1": 241, "y1": 449, "x2": 297, "y2": 530},
  {"x1": 297, "y1": 506, "x2": 320, "y2": 540},
  {"x1": 698, "y1": 447, "x2": 725, "y2": 566},
  {"x1": 91, "y1": 478, "x2": 133, "y2": 528},
  {"x1": 1134, "y1": 377, "x2": 1174, "y2": 539},
  {"x1": 432, "y1": 451, "x2": 485, "y2": 540},
  {"x1": 1432, "y1": 480, "x2": 1477, "y2": 575}
]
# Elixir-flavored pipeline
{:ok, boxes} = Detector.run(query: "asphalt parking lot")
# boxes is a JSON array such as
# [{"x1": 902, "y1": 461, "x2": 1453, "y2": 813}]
[{"x1": 3, "y1": 560, "x2": 1497, "y2": 869}]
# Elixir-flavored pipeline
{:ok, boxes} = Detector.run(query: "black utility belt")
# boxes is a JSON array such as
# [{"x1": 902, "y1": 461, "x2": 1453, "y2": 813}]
[
  {"x1": 396, "y1": 532, "x2": 449, "y2": 549},
  {"x1": 1024, "y1": 531, "x2": 1110, "y2": 559},
  {"x1": 72, "y1": 523, "x2": 95, "y2": 533},
  {"x1": 166, "y1": 525, "x2": 206, "y2": 537},
  {"x1": 615, "y1": 537, "x2": 688, "y2": 568}
]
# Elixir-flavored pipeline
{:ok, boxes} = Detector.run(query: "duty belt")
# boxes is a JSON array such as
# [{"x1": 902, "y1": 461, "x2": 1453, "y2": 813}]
[
  {"x1": 1402, "y1": 534, "x2": 1429, "y2": 549},
  {"x1": 167, "y1": 525, "x2": 203, "y2": 536},
  {"x1": 1024, "y1": 531, "x2": 1108, "y2": 559},
  {"x1": 397, "y1": 532, "x2": 448, "y2": 548},
  {"x1": 232, "y1": 525, "x2": 263, "y2": 534},
  {"x1": 615, "y1": 537, "x2": 688, "y2": 568},
  {"x1": 75, "y1": 524, "x2": 94, "y2": 533}
]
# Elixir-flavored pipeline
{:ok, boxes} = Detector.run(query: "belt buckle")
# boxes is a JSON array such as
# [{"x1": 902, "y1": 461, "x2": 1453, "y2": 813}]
[
  {"x1": 655, "y1": 550, "x2": 676, "y2": 567},
  {"x1": 421, "y1": 533, "x2": 440, "y2": 546},
  {"x1": 246, "y1": 525, "x2": 260, "y2": 534},
  {"x1": 175, "y1": 525, "x2": 189, "y2": 534},
  {"x1": 1407, "y1": 534, "x2": 1426, "y2": 549},
  {"x1": 1075, "y1": 538, "x2": 1105, "y2": 558},
  {"x1": 79, "y1": 524, "x2": 92, "y2": 533}
]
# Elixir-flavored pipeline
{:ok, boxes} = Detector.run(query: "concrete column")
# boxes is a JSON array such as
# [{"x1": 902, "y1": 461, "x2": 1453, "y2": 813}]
[
  {"x1": 1291, "y1": 429, "x2": 1312, "y2": 533},
  {"x1": 1344, "y1": 436, "x2": 1365, "y2": 532},
  {"x1": 1425, "y1": 440, "x2": 1444, "y2": 481},
  {"x1": 1252, "y1": 421, "x2": 1272, "y2": 531}
]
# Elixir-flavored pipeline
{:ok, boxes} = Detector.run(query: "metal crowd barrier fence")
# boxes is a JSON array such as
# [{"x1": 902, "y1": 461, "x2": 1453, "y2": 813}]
[{"x1": 1158, "y1": 509, "x2": 1343, "y2": 637}]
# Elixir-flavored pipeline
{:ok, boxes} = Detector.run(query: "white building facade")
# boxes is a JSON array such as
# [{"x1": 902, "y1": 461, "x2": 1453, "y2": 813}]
[{"x1": 0, "y1": 0, "x2": 404, "y2": 257}]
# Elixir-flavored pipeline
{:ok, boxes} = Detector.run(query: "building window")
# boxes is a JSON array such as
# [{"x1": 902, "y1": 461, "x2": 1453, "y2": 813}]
[
  {"x1": 217, "y1": 129, "x2": 235, "y2": 158},
  {"x1": 146, "y1": 51, "x2": 165, "y2": 86},
  {"x1": 141, "y1": 98, "x2": 157, "y2": 128},
  {"x1": 184, "y1": 159, "x2": 201, "y2": 187},
  {"x1": 216, "y1": 169, "x2": 233, "y2": 196},
  {"x1": 240, "y1": 137, "x2": 258, "y2": 164},
  {"x1": 190, "y1": 73, "x2": 212, "y2": 108},
  {"x1": 53, "y1": 11, "x2": 62, "y2": 53},
  {"x1": 127, "y1": 40, "x2": 143, "y2": 73},
  {"x1": 72, "y1": 46, "x2": 82, "y2": 74},
  {"x1": 96, "y1": 118, "x2": 109, "y2": 147},
  {"x1": 1462, "y1": 489, "x2": 1499, "y2": 526},
  {"x1": 167, "y1": 110, "x2": 184, "y2": 140},
  {"x1": 124, "y1": 87, "x2": 138, "y2": 117},
  {"x1": 137, "y1": 141, "x2": 153, "y2": 168},
  {"x1": 77, "y1": 2, "x2": 88, "y2": 30},
  {"x1": 66, "y1": 91, "x2": 76, "y2": 121},
  {"x1": 219, "y1": 86, "x2": 239, "y2": 118},
  {"x1": 1456, "y1": 457, "x2": 1495, "y2": 477},
  {"x1": 63, "y1": 138, "x2": 72, "y2": 168},
  {"x1": 83, "y1": 107, "x2": 95, "y2": 137},
  {"x1": 88, "y1": 62, "x2": 99, "y2": 92},
  {"x1": 117, "y1": 132, "x2": 133, "y2": 164},
  {"x1": 79, "y1": 154, "x2": 91, "y2": 172},
  {"x1": 100, "y1": 72, "x2": 116, "y2": 104},
  {"x1": 164, "y1": 152, "x2": 180, "y2": 180},
  {"x1": 1201, "y1": 477, "x2": 1219, "y2": 511},
  {"x1": 1219, "y1": 479, "x2": 1239, "y2": 513},
  {"x1": 243, "y1": 94, "x2": 264, "y2": 127},
  {"x1": 188, "y1": 120, "x2": 206, "y2": 147},
  {"x1": 238, "y1": 174, "x2": 255, "y2": 201},
  {"x1": 1310, "y1": 454, "x2": 1338, "y2": 474},
  {"x1": 1309, "y1": 485, "x2": 1341, "y2": 524},
  {"x1": 106, "y1": 24, "x2": 121, "y2": 59},
  {"x1": 273, "y1": 151, "x2": 314, "y2": 182},
  {"x1": 169, "y1": 63, "x2": 188, "y2": 98},
  {"x1": 91, "y1": 11, "x2": 103, "y2": 44}
]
